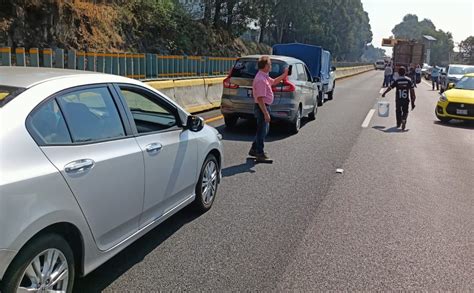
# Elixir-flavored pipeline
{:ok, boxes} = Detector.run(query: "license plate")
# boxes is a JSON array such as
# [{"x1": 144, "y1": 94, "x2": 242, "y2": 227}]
[
  {"x1": 247, "y1": 89, "x2": 253, "y2": 98},
  {"x1": 456, "y1": 109, "x2": 468, "y2": 115}
]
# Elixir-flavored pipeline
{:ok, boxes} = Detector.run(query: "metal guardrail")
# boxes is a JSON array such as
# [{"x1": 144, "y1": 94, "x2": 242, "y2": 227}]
[
  {"x1": 0, "y1": 47, "x2": 373, "y2": 79},
  {"x1": 0, "y1": 47, "x2": 236, "y2": 80}
]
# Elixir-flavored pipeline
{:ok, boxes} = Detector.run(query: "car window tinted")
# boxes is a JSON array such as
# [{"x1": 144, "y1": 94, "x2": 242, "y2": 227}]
[
  {"x1": 231, "y1": 59, "x2": 285, "y2": 79},
  {"x1": 0, "y1": 85, "x2": 26, "y2": 107},
  {"x1": 455, "y1": 77, "x2": 474, "y2": 90},
  {"x1": 29, "y1": 99, "x2": 72, "y2": 145},
  {"x1": 304, "y1": 66, "x2": 313, "y2": 82},
  {"x1": 119, "y1": 88, "x2": 177, "y2": 134},
  {"x1": 464, "y1": 67, "x2": 474, "y2": 74},
  {"x1": 449, "y1": 66, "x2": 474, "y2": 75},
  {"x1": 288, "y1": 64, "x2": 298, "y2": 81},
  {"x1": 57, "y1": 87, "x2": 125, "y2": 143}
]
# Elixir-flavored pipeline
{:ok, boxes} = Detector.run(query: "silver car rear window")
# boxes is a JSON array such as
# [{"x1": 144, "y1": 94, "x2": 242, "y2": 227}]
[
  {"x1": 231, "y1": 59, "x2": 286, "y2": 79},
  {"x1": 0, "y1": 85, "x2": 26, "y2": 107}
]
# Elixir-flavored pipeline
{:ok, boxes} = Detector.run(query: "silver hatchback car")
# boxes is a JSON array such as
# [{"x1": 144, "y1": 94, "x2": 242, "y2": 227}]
[
  {"x1": 0, "y1": 67, "x2": 223, "y2": 292},
  {"x1": 221, "y1": 55, "x2": 318, "y2": 133}
]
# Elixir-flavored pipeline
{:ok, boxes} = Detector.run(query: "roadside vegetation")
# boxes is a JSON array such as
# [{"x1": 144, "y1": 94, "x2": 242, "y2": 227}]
[{"x1": 0, "y1": 0, "x2": 379, "y2": 61}]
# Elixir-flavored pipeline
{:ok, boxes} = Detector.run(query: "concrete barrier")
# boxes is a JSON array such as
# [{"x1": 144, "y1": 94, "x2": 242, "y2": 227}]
[
  {"x1": 335, "y1": 65, "x2": 373, "y2": 79},
  {"x1": 145, "y1": 65, "x2": 373, "y2": 114}
]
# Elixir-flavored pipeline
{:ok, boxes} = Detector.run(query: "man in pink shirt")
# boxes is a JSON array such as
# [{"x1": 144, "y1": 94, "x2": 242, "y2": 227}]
[{"x1": 249, "y1": 56, "x2": 288, "y2": 163}]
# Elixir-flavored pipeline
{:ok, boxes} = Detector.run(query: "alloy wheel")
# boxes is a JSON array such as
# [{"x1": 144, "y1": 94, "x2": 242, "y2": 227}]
[
  {"x1": 201, "y1": 160, "x2": 218, "y2": 205},
  {"x1": 17, "y1": 248, "x2": 69, "y2": 292}
]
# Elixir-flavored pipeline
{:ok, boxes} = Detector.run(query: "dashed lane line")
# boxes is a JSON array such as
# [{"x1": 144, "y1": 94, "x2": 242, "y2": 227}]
[{"x1": 362, "y1": 109, "x2": 376, "y2": 128}]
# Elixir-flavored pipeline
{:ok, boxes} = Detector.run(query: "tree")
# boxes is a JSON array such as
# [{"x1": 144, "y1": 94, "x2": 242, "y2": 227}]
[
  {"x1": 250, "y1": 0, "x2": 373, "y2": 61},
  {"x1": 391, "y1": 14, "x2": 454, "y2": 65},
  {"x1": 459, "y1": 36, "x2": 474, "y2": 65},
  {"x1": 361, "y1": 44, "x2": 386, "y2": 62}
]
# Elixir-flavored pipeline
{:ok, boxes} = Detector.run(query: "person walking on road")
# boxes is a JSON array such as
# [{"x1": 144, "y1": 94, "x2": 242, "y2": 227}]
[
  {"x1": 409, "y1": 66, "x2": 417, "y2": 87},
  {"x1": 383, "y1": 64, "x2": 393, "y2": 87},
  {"x1": 382, "y1": 66, "x2": 416, "y2": 131},
  {"x1": 431, "y1": 66, "x2": 440, "y2": 91},
  {"x1": 249, "y1": 56, "x2": 289, "y2": 163},
  {"x1": 415, "y1": 64, "x2": 422, "y2": 84}
]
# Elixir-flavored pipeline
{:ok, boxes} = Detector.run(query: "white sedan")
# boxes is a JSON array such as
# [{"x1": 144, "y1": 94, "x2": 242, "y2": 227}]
[{"x1": 0, "y1": 67, "x2": 223, "y2": 292}]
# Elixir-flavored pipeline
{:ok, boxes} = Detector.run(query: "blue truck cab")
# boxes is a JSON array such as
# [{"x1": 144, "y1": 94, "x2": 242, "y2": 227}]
[{"x1": 273, "y1": 43, "x2": 336, "y2": 105}]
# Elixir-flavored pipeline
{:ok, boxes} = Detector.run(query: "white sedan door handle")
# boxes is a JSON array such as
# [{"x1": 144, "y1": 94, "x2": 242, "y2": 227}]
[
  {"x1": 65, "y1": 159, "x2": 95, "y2": 174},
  {"x1": 145, "y1": 143, "x2": 162, "y2": 153}
]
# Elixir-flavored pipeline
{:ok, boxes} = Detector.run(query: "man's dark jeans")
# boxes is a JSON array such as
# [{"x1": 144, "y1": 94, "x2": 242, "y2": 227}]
[
  {"x1": 251, "y1": 104, "x2": 270, "y2": 155},
  {"x1": 395, "y1": 98, "x2": 410, "y2": 126},
  {"x1": 383, "y1": 75, "x2": 391, "y2": 87},
  {"x1": 432, "y1": 76, "x2": 439, "y2": 90}
]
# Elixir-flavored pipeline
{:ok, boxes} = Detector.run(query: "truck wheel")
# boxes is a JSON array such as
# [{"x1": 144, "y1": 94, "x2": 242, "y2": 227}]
[
  {"x1": 317, "y1": 91, "x2": 324, "y2": 107},
  {"x1": 224, "y1": 115, "x2": 238, "y2": 128},
  {"x1": 327, "y1": 82, "x2": 335, "y2": 100}
]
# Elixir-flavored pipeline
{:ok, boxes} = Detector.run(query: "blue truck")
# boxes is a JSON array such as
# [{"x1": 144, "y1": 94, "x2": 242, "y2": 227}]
[{"x1": 272, "y1": 43, "x2": 336, "y2": 106}]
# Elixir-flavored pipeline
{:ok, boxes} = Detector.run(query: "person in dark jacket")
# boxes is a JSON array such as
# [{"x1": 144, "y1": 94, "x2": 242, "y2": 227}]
[
  {"x1": 408, "y1": 66, "x2": 417, "y2": 87},
  {"x1": 381, "y1": 66, "x2": 416, "y2": 131}
]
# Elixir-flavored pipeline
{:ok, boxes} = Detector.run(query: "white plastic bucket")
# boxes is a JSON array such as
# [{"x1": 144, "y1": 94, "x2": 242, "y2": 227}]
[{"x1": 378, "y1": 101, "x2": 390, "y2": 117}]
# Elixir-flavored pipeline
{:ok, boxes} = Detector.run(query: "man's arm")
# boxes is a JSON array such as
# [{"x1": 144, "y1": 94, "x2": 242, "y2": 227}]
[
  {"x1": 382, "y1": 80, "x2": 396, "y2": 97},
  {"x1": 272, "y1": 67, "x2": 289, "y2": 86},
  {"x1": 382, "y1": 86, "x2": 392, "y2": 97},
  {"x1": 257, "y1": 97, "x2": 270, "y2": 122}
]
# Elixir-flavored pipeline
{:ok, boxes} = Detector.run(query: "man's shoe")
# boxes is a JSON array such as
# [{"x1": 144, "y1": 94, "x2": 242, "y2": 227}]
[
  {"x1": 249, "y1": 149, "x2": 269, "y2": 157},
  {"x1": 255, "y1": 153, "x2": 273, "y2": 163},
  {"x1": 401, "y1": 120, "x2": 407, "y2": 131},
  {"x1": 248, "y1": 149, "x2": 257, "y2": 157},
  {"x1": 396, "y1": 124, "x2": 401, "y2": 128}
]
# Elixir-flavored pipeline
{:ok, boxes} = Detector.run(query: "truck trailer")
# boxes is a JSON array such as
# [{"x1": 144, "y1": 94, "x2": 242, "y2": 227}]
[{"x1": 272, "y1": 43, "x2": 336, "y2": 106}]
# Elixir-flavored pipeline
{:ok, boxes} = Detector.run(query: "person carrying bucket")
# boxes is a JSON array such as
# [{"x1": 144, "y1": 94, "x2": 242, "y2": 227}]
[{"x1": 381, "y1": 66, "x2": 416, "y2": 130}]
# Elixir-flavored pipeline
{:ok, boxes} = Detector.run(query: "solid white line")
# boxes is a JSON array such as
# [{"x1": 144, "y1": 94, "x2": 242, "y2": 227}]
[
  {"x1": 362, "y1": 109, "x2": 376, "y2": 128},
  {"x1": 421, "y1": 79, "x2": 431, "y2": 87}
]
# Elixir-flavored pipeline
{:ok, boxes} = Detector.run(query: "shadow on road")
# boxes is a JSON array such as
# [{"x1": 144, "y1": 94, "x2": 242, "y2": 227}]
[
  {"x1": 372, "y1": 125, "x2": 409, "y2": 133},
  {"x1": 222, "y1": 158, "x2": 256, "y2": 178},
  {"x1": 73, "y1": 206, "x2": 203, "y2": 293},
  {"x1": 433, "y1": 120, "x2": 474, "y2": 129},
  {"x1": 216, "y1": 118, "x2": 309, "y2": 142}
]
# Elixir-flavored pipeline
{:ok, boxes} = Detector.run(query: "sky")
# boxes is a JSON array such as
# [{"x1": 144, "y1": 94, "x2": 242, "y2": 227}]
[{"x1": 361, "y1": 0, "x2": 474, "y2": 54}]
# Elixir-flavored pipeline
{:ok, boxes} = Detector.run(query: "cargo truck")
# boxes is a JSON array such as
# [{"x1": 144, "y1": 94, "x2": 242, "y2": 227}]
[
  {"x1": 392, "y1": 40, "x2": 425, "y2": 71},
  {"x1": 272, "y1": 43, "x2": 336, "y2": 106}
]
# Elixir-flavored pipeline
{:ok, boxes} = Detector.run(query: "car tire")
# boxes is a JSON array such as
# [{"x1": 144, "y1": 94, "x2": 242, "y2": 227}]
[
  {"x1": 224, "y1": 115, "x2": 238, "y2": 128},
  {"x1": 327, "y1": 82, "x2": 335, "y2": 100},
  {"x1": 193, "y1": 154, "x2": 219, "y2": 213},
  {"x1": 317, "y1": 91, "x2": 324, "y2": 107},
  {"x1": 290, "y1": 106, "x2": 302, "y2": 134},
  {"x1": 1, "y1": 233, "x2": 75, "y2": 293},
  {"x1": 308, "y1": 102, "x2": 317, "y2": 121}
]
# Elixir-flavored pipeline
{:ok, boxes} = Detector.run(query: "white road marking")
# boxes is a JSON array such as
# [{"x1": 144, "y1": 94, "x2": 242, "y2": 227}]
[
  {"x1": 362, "y1": 109, "x2": 376, "y2": 128},
  {"x1": 421, "y1": 79, "x2": 431, "y2": 87}
]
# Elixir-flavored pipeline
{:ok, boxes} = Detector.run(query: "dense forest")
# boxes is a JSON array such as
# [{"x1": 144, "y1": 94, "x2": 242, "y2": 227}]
[{"x1": 0, "y1": 0, "x2": 376, "y2": 61}]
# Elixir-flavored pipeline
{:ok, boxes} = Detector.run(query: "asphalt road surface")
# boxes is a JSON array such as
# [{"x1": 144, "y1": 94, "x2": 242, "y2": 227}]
[{"x1": 75, "y1": 71, "x2": 473, "y2": 292}]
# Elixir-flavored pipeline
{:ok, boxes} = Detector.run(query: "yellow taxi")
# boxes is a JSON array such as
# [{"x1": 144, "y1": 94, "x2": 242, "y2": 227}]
[{"x1": 436, "y1": 73, "x2": 474, "y2": 122}]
